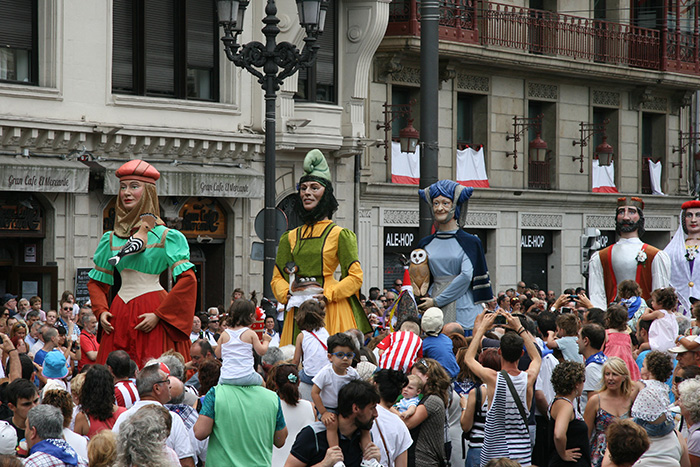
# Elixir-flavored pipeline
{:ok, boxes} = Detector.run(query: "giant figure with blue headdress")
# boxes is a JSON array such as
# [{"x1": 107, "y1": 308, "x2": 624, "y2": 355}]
[{"x1": 416, "y1": 180, "x2": 494, "y2": 332}]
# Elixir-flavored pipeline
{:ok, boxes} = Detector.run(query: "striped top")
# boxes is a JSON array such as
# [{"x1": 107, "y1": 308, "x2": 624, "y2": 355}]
[
  {"x1": 467, "y1": 384, "x2": 488, "y2": 450},
  {"x1": 480, "y1": 371, "x2": 532, "y2": 466},
  {"x1": 377, "y1": 331, "x2": 422, "y2": 373}
]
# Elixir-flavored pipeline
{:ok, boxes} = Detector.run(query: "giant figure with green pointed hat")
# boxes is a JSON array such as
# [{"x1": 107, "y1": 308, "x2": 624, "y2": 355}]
[{"x1": 271, "y1": 149, "x2": 370, "y2": 346}]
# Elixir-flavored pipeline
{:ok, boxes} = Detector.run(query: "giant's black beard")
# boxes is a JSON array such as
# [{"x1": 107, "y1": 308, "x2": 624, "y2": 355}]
[{"x1": 615, "y1": 217, "x2": 645, "y2": 237}]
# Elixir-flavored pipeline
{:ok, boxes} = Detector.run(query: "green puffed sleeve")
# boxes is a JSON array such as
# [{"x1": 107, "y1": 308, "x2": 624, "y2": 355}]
[
  {"x1": 164, "y1": 229, "x2": 195, "y2": 278},
  {"x1": 88, "y1": 232, "x2": 116, "y2": 285},
  {"x1": 337, "y1": 228, "x2": 361, "y2": 278}
]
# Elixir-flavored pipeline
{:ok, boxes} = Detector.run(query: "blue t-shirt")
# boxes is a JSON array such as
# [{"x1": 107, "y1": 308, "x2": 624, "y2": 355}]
[
  {"x1": 422, "y1": 334, "x2": 460, "y2": 378},
  {"x1": 33, "y1": 349, "x2": 49, "y2": 366}
]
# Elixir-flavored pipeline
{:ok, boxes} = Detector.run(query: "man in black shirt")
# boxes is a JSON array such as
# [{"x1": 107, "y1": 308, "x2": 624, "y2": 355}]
[
  {"x1": 285, "y1": 380, "x2": 382, "y2": 467},
  {"x1": 3, "y1": 378, "x2": 38, "y2": 448}
]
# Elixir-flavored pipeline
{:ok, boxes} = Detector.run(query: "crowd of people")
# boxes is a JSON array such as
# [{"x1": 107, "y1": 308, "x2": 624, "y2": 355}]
[
  {"x1": 1, "y1": 157, "x2": 697, "y2": 467},
  {"x1": 0, "y1": 277, "x2": 698, "y2": 467}
]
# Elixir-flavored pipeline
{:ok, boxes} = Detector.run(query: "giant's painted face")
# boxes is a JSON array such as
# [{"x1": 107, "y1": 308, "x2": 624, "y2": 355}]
[
  {"x1": 684, "y1": 208, "x2": 700, "y2": 236},
  {"x1": 432, "y1": 195, "x2": 453, "y2": 224}
]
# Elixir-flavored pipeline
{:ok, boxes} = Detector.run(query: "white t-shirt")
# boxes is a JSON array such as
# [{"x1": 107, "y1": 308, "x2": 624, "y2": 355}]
[
  {"x1": 580, "y1": 361, "x2": 604, "y2": 413},
  {"x1": 112, "y1": 400, "x2": 195, "y2": 461},
  {"x1": 649, "y1": 309, "x2": 679, "y2": 354},
  {"x1": 370, "y1": 405, "x2": 413, "y2": 467},
  {"x1": 312, "y1": 364, "x2": 360, "y2": 409},
  {"x1": 300, "y1": 328, "x2": 330, "y2": 377},
  {"x1": 63, "y1": 428, "x2": 88, "y2": 460},
  {"x1": 535, "y1": 353, "x2": 558, "y2": 415},
  {"x1": 272, "y1": 399, "x2": 315, "y2": 467}
]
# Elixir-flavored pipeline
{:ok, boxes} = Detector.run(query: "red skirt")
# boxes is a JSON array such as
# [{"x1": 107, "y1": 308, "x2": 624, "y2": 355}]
[{"x1": 96, "y1": 291, "x2": 190, "y2": 368}]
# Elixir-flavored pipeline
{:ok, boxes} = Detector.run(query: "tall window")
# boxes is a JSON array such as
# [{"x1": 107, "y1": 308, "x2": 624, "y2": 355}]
[
  {"x1": 296, "y1": 1, "x2": 336, "y2": 104},
  {"x1": 457, "y1": 94, "x2": 473, "y2": 148},
  {"x1": 112, "y1": 0, "x2": 219, "y2": 101},
  {"x1": 0, "y1": 0, "x2": 37, "y2": 84}
]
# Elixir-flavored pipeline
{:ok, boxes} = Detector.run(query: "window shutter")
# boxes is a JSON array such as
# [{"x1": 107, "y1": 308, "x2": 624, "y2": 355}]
[
  {"x1": 315, "y1": 1, "x2": 335, "y2": 87},
  {"x1": 112, "y1": 0, "x2": 134, "y2": 92},
  {"x1": 0, "y1": 0, "x2": 34, "y2": 50},
  {"x1": 186, "y1": 0, "x2": 215, "y2": 69},
  {"x1": 145, "y1": 0, "x2": 175, "y2": 96}
]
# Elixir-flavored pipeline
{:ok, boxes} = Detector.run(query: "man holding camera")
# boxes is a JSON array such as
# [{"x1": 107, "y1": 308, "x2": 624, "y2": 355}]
[{"x1": 588, "y1": 197, "x2": 670, "y2": 309}]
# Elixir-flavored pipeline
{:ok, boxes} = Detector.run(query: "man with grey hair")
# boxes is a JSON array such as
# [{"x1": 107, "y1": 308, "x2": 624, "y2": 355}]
[
  {"x1": 24, "y1": 405, "x2": 87, "y2": 466},
  {"x1": 78, "y1": 312, "x2": 99, "y2": 371},
  {"x1": 113, "y1": 362, "x2": 195, "y2": 467}
]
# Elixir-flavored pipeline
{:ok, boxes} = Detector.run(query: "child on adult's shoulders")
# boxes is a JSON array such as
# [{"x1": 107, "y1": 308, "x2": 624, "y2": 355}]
[{"x1": 545, "y1": 312, "x2": 583, "y2": 363}]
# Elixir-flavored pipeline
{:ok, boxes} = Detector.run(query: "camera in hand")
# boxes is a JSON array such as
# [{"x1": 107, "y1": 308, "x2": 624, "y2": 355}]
[
  {"x1": 560, "y1": 306, "x2": 573, "y2": 314},
  {"x1": 569, "y1": 295, "x2": 578, "y2": 301},
  {"x1": 487, "y1": 310, "x2": 507, "y2": 325}
]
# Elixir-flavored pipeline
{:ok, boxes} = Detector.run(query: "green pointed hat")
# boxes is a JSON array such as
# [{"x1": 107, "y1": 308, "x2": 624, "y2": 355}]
[{"x1": 301, "y1": 149, "x2": 332, "y2": 186}]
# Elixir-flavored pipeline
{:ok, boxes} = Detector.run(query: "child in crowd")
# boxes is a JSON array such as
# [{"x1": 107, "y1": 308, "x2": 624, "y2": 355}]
[
  {"x1": 215, "y1": 298, "x2": 271, "y2": 386},
  {"x1": 631, "y1": 350, "x2": 675, "y2": 437},
  {"x1": 292, "y1": 299, "x2": 330, "y2": 385},
  {"x1": 545, "y1": 312, "x2": 583, "y2": 363},
  {"x1": 638, "y1": 287, "x2": 679, "y2": 354},
  {"x1": 603, "y1": 304, "x2": 641, "y2": 380},
  {"x1": 376, "y1": 316, "x2": 423, "y2": 373},
  {"x1": 391, "y1": 374, "x2": 423, "y2": 420},
  {"x1": 311, "y1": 333, "x2": 370, "y2": 462},
  {"x1": 420, "y1": 307, "x2": 460, "y2": 378},
  {"x1": 617, "y1": 279, "x2": 646, "y2": 331}
]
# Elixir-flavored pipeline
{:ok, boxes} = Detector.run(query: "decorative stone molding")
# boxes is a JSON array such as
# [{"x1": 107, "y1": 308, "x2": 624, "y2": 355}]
[
  {"x1": 390, "y1": 66, "x2": 421, "y2": 85},
  {"x1": 359, "y1": 209, "x2": 372, "y2": 218},
  {"x1": 645, "y1": 216, "x2": 672, "y2": 230},
  {"x1": 463, "y1": 212, "x2": 498, "y2": 228},
  {"x1": 381, "y1": 209, "x2": 497, "y2": 228},
  {"x1": 642, "y1": 96, "x2": 669, "y2": 113},
  {"x1": 586, "y1": 215, "x2": 615, "y2": 230},
  {"x1": 383, "y1": 209, "x2": 419, "y2": 226},
  {"x1": 375, "y1": 54, "x2": 404, "y2": 82},
  {"x1": 592, "y1": 90, "x2": 620, "y2": 108},
  {"x1": 456, "y1": 74, "x2": 489, "y2": 93},
  {"x1": 586, "y1": 214, "x2": 671, "y2": 231},
  {"x1": 528, "y1": 82, "x2": 558, "y2": 101},
  {"x1": 630, "y1": 86, "x2": 653, "y2": 110},
  {"x1": 520, "y1": 213, "x2": 562, "y2": 229},
  {"x1": 672, "y1": 90, "x2": 694, "y2": 112}
]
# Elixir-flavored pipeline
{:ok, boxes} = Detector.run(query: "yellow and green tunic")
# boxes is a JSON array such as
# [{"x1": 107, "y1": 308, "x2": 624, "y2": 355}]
[{"x1": 271, "y1": 219, "x2": 370, "y2": 346}]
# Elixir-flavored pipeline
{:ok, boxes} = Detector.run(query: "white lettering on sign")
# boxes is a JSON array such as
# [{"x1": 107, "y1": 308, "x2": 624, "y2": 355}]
[
  {"x1": 385, "y1": 232, "x2": 415, "y2": 247},
  {"x1": 521, "y1": 234, "x2": 545, "y2": 248},
  {"x1": 6, "y1": 174, "x2": 69, "y2": 188},
  {"x1": 199, "y1": 181, "x2": 250, "y2": 195}
]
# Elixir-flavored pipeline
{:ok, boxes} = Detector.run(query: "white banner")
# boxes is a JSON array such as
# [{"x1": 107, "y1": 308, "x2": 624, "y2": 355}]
[{"x1": 0, "y1": 157, "x2": 89, "y2": 193}]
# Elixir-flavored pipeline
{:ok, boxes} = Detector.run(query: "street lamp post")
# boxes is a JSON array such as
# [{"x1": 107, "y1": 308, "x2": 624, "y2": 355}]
[{"x1": 217, "y1": 0, "x2": 326, "y2": 299}]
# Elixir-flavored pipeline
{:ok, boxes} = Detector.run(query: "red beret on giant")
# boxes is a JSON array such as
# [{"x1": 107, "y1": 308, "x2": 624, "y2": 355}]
[
  {"x1": 115, "y1": 160, "x2": 160, "y2": 184},
  {"x1": 682, "y1": 200, "x2": 700, "y2": 210}
]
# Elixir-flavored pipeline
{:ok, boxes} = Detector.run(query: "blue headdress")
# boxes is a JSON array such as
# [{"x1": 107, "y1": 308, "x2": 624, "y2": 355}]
[{"x1": 418, "y1": 180, "x2": 474, "y2": 225}]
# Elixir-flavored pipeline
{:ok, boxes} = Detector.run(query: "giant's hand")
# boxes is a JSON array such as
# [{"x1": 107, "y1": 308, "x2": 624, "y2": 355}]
[
  {"x1": 135, "y1": 312, "x2": 160, "y2": 333},
  {"x1": 418, "y1": 297, "x2": 435, "y2": 311},
  {"x1": 100, "y1": 312, "x2": 114, "y2": 334}
]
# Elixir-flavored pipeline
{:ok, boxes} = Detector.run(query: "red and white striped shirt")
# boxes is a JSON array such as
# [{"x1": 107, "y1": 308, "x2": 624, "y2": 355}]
[
  {"x1": 377, "y1": 331, "x2": 423, "y2": 373},
  {"x1": 114, "y1": 380, "x2": 139, "y2": 409}
]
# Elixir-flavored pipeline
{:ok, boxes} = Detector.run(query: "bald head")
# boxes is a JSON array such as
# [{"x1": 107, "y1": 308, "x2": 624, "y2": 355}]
[{"x1": 442, "y1": 322, "x2": 464, "y2": 336}]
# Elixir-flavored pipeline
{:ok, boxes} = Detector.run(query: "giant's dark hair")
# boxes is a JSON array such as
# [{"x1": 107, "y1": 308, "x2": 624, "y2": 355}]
[{"x1": 294, "y1": 176, "x2": 339, "y2": 224}]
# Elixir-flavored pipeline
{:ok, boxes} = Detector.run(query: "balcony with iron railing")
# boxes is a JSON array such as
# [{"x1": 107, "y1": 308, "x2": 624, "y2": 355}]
[{"x1": 386, "y1": 1, "x2": 700, "y2": 76}]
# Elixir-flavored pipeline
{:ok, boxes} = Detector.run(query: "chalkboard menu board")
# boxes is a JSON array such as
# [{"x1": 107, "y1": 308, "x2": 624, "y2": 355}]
[{"x1": 74, "y1": 268, "x2": 92, "y2": 306}]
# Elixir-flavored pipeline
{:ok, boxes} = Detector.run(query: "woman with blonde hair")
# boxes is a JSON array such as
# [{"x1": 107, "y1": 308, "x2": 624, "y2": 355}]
[
  {"x1": 87, "y1": 430, "x2": 117, "y2": 467},
  {"x1": 584, "y1": 356, "x2": 643, "y2": 467}
]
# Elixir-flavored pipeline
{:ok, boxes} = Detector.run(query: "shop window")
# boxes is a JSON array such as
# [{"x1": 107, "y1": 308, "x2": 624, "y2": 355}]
[
  {"x1": 112, "y1": 0, "x2": 219, "y2": 101},
  {"x1": 296, "y1": 0, "x2": 336, "y2": 104},
  {"x1": 0, "y1": 0, "x2": 37, "y2": 85}
]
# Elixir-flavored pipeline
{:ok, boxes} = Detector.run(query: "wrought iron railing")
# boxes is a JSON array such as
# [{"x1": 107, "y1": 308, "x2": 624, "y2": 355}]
[{"x1": 387, "y1": 1, "x2": 700, "y2": 76}]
